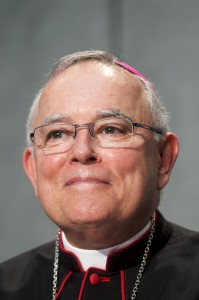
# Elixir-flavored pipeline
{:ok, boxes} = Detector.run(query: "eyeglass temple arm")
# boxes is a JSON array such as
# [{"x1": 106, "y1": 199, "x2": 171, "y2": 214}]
[
  {"x1": 30, "y1": 132, "x2": 34, "y2": 142},
  {"x1": 132, "y1": 122, "x2": 162, "y2": 134}
]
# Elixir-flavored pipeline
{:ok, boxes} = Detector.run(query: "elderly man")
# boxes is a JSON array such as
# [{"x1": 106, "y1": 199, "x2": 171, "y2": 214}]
[{"x1": 0, "y1": 50, "x2": 198, "y2": 300}]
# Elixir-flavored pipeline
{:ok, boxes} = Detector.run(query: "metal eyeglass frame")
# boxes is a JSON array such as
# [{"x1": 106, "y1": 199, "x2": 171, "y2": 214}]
[{"x1": 30, "y1": 118, "x2": 163, "y2": 145}]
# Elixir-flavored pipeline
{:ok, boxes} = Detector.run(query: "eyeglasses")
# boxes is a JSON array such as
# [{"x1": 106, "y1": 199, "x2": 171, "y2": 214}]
[{"x1": 30, "y1": 117, "x2": 162, "y2": 155}]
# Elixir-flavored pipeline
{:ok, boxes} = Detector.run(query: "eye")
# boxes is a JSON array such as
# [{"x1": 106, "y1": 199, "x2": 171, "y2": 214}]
[
  {"x1": 47, "y1": 130, "x2": 66, "y2": 140},
  {"x1": 102, "y1": 125, "x2": 125, "y2": 135},
  {"x1": 93, "y1": 118, "x2": 133, "y2": 139},
  {"x1": 45, "y1": 127, "x2": 74, "y2": 144}
]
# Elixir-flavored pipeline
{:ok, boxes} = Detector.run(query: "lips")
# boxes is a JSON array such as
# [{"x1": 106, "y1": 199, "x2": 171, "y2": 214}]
[{"x1": 65, "y1": 176, "x2": 109, "y2": 186}]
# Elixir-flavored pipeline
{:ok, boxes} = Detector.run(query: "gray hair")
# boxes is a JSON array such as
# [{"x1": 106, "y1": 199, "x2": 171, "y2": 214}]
[{"x1": 26, "y1": 50, "x2": 170, "y2": 146}]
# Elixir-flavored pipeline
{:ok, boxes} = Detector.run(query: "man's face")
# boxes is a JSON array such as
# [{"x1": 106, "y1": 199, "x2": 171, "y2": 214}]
[{"x1": 24, "y1": 62, "x2": 167, "y2": 247}]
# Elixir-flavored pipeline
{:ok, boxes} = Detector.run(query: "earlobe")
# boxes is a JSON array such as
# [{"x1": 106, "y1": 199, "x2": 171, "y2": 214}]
[
  {"x1": 22, "y1": 148, "x2": 38, "y2": 196},
  {"x1": 157, "y1": 133, "x2": 179, "y2": 190}
]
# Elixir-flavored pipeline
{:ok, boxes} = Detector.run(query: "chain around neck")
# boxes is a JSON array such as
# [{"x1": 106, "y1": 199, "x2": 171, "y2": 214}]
[{"x1": 52, "y1": 213, "x2": 156, "y2": 300}]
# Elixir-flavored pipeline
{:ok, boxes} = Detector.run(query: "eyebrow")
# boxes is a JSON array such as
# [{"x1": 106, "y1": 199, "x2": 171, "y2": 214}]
[
  {"x1": 41, "y1": 113, "x2": 72, "y2": 126},
  {"x1": 96, "y1": 109, "x2": 133, "y2": 122},
  {"x1": 40, "y1": 109, "x2": 133, "y2": 126}
]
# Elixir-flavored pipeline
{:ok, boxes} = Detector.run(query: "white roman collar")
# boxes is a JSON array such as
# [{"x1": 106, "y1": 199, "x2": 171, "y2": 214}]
[{"x1": 62, "y1": 221, "x2": 151, "y2": 271}]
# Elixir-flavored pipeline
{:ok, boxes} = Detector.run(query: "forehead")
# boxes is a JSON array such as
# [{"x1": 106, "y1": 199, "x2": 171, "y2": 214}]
[{"x1": 35, "y1": 61, "x2": 149, "y2": 126}]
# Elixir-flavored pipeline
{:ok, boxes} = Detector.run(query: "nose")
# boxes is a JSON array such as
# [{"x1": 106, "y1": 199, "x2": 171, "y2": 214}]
[{"x1": 70, "y1": 127, "x2": 99, "y2": 164}]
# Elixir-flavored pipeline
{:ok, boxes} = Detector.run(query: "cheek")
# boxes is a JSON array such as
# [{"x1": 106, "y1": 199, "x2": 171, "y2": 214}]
[
  {"x1": 107, "y1": 146, "x2": 159, "y2": 195},
  {"x1": 104, "y1": 149, "x2": 144, "y2": 196},
  {"x1": 106, "y1": 148, "x2": 145, "y2": 177},
  {"x1": 36, "y1": 154, "x2": 66, "y2": 178},
  {"x1": 35, "y1": 154, "x2": 67, "y2": 197},
  {"x1": 34, "y1": 154, "x2": 67, "y2": 219}
]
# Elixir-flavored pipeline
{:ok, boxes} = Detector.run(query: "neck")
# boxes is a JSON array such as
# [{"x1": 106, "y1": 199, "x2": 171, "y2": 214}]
[
  {"x1": 61, "y1": 212, "x2": 155, "y2": 250},
  {"x1": 61, "y1": 220, "x2": 151, "y2": 270}
]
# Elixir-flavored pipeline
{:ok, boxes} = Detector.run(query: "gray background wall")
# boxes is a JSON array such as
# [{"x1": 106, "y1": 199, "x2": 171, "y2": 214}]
[{"x1": 0, "y1": 0, "x2": 199, "y2": 263}]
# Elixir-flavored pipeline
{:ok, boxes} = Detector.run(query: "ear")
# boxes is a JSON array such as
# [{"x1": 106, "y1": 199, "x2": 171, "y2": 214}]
[
  {"x1": 22, "y1": 148, "x2": 38, "y2": 196},
  {"x1": 157, "y1": 132, "x2": 179, "y2": 190}
]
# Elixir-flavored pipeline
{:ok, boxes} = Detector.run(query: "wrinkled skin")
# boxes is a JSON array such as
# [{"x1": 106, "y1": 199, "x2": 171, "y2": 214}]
[{"x1": 23, "y1": 62, "x2": 179, "y2": 249}]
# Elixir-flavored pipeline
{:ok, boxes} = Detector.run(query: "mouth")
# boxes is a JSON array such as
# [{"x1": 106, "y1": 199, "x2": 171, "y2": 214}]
[{"x1": 65, "y1": 177, "x2": 109, "y2": 187}]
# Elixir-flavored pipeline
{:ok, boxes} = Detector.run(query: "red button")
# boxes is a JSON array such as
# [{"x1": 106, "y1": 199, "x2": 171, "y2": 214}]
[{"x1": 89, "y1": 273, "x2": 100, "y2": 285}]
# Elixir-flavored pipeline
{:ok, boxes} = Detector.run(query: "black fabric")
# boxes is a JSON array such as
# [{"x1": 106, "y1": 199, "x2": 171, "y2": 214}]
[{"x1": 0, "y1": 212, "x2": 199, "y2": 300}]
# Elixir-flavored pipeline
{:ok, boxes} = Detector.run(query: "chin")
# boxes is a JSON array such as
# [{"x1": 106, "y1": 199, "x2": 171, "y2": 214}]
[{"x1": 61, "y1": 211, "x2": 111, "y2": 229}]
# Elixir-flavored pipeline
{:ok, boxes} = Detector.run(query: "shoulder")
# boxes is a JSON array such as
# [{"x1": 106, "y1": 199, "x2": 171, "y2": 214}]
[
  {"x1": 169, "y1": 221, "x2": 199, "y2": 245},
  {"x1": 161, "y1": 218, "x2": 199, "y2": 264},
  {"x1": 0, "y1": 240, "x2": 55, "y2": 269},
  {"x1": 158, "y1": 211, "x2": 199, "y2": 249},
  {"x1": 0, "y1": 241, "x2": 55, "y2": 289}
]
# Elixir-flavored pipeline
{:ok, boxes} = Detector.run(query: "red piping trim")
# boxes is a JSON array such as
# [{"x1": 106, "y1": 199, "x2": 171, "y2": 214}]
[
  {"x1": 56, "y1": 271, "x2": 72, "y2": 299},
  {"x1": 100, "y1": 276, "x2": 111, "y2": 282},
  {"x1": 78, "y1": 270, "x2": 89, "y2": 300},
  {"x1": 106, "y1": 210, "x2": 158, "y2": 269},
  {"x1": 59, "y1": 211, "x2": 159, "y2": 273},
  {"x1": 120, "y1": 270, "x2": 126, "y2": 300},
  {"x1": 59, "y1": 233, "x2": 84, "y2": 271}
]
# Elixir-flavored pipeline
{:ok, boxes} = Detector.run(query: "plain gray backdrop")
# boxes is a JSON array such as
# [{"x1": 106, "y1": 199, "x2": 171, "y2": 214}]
[{"x1": 0, "y1": 0, "x2": 199, "y2": 263}]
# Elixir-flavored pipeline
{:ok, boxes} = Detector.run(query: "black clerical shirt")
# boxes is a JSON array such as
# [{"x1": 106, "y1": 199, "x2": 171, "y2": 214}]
[{"x1": 0, "y1": 212, "x2": 199, "y2": 300}]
